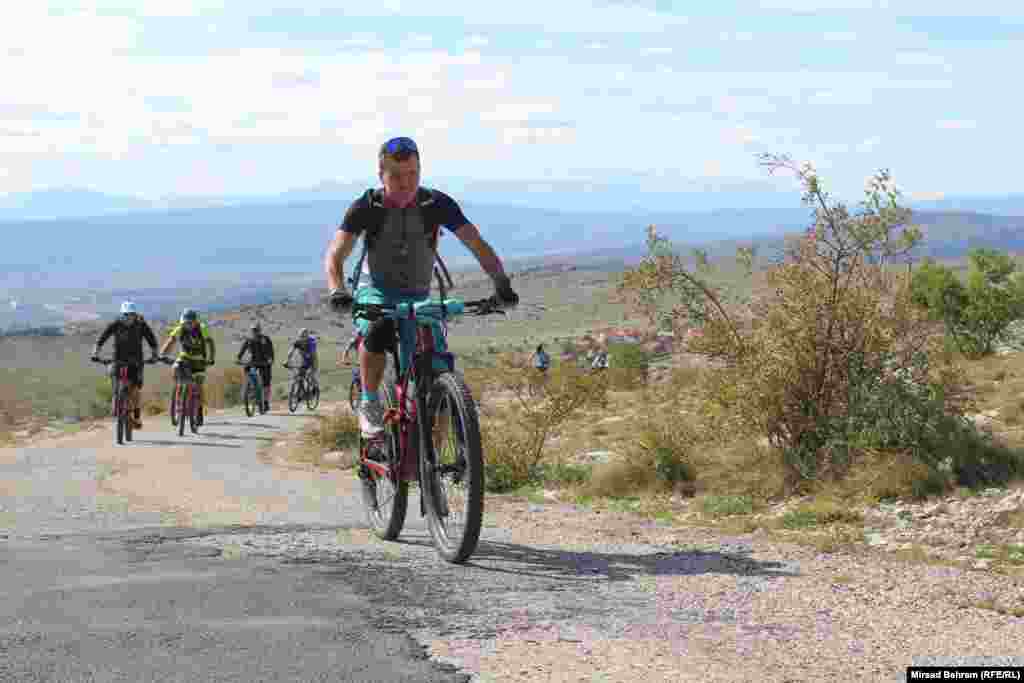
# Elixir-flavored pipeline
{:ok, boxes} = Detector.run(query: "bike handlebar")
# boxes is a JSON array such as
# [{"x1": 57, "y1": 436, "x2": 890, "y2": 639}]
[
  {"x1": 91, "y1": 357, "x2": 160, "y2": 366},
  {"x1": 352, "y1": 297, "x2": 508, "y2": 322}
]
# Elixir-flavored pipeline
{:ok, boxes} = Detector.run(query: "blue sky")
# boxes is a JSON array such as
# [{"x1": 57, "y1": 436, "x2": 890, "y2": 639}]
[{"x1": 2, "y1": 1, "x2": 1021, "y2": 204}]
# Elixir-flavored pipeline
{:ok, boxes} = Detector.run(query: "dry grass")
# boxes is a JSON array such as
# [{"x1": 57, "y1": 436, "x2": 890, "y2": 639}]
[{"x1": 291, "y1": 409, "x2": 359, "y2": 468}]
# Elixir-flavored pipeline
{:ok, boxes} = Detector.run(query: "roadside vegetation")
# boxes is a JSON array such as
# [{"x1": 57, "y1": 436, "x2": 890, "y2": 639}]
[{"x1": 298, "y1": 154, "x2": 1024, "y2": 570}]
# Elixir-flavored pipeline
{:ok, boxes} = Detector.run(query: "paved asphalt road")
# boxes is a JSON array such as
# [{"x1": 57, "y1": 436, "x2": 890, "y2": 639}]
[{"x1": 0, "y1": 408, "x2": 469, "y2": 682}]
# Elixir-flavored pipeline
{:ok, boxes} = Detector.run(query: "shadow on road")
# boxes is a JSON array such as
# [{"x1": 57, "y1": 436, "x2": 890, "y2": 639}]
[
  {"x1": 467, "y1": 539, "x2": 799, "y2": 582},
  {"x1": 375, "y1": 535, "x2": 799, "y2": 583},
  {"x1": 131, "y1": 439, "x2": 243, "y2": 449},
  {"x1": 203, "y1": 421, "x2": 281, "y2": 429},
  {"x1": 198, "y1": 432, "x2": 276, "y2": 443}
]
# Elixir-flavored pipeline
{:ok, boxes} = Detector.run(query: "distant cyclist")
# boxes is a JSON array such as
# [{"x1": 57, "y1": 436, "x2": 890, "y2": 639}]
[
  {"x1": 236, "y1": 322, "x2": 275, "y2": 412},
  {"x1": 160, "y1": 308, "x2": 216, "y2": 425},
  {"x1": 532, "y1": 344, "x2": 550, "y2": 373},
  {"x1": 91, "y1": 301, "x2": 160, "y2": 429},
  {"x1": 285, "y1": 328, "x2": 319, "y2": 387}
]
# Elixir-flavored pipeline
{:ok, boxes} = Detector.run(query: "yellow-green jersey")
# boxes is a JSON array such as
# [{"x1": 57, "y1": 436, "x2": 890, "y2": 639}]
[{"x1": 167, "y1": 321, "x2": 211, "y2": 361}]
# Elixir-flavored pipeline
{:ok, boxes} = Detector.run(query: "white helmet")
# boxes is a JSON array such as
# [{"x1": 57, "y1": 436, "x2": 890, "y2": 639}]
[{"x1": 120, "y1": 301, "x2": 138, "y2": 315}]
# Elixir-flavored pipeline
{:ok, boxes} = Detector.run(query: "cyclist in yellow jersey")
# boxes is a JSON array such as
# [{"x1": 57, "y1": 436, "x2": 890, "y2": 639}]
[{"x1": 159, "y1": 308, "x2": 217, "y2": 423}]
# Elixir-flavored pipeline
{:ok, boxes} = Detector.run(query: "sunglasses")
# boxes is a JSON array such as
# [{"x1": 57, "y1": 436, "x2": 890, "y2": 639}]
[{"x1": 380, "y1": 137, "x2": 418, "y2": 155}]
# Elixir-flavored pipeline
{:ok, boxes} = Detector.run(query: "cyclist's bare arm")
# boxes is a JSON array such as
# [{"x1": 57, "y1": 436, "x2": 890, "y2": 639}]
[
  {"x1": 452, "y1": 222, "x2": 508, "y2": 281},
  {"x1": 325, "y1": 230, "x2": 359, "y2": 291},
  {"x1": 159, "y1": 335, "x2": 177, "y2": 356},
  {"x1": 205, "y1": 336, "x2": 216, "y2": 362}
]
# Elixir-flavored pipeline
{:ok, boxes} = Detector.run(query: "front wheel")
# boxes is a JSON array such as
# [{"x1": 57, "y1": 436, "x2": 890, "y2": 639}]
[
  {"x1": 420, "y1": 371, "x2": 485, "y2": 564},
  {"x1": 124, "y1": 388, "x2": 133, "y2": 443},
  {"x1": 243, "y1": 376, "x2": 256, "y2": 417},
  {"x1": 177, "y1": 385, "x2": 187, "y2": 437},
  {"x1": 169, "y1": 383, "x2": 179, "y2": 427},
  {"x1": 349, "y1": 379, "x2": 360, "y2": 412},
  {"x1": 189, "y1": 387, "x2": 200, "y2": 434},
  {"x1": 306, "y1": 378, "x2": 320, "y2": 410},
  {"x1": 287, "y1": 378, "x2": 300, "y2": 413},
  {"x1": 115, "y1": 388, "x2": 126, "y2": 445}
]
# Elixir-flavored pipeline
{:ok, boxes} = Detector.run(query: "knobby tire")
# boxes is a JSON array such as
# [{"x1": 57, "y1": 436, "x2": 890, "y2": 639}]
[{"x1": 420, "y1": 371, "x2": 485, "y2": 564}]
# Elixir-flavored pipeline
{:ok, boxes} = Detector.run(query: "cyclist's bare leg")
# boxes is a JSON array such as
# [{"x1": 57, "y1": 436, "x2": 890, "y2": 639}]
[{"x1": 360, "y1": 345, "x2": 388, "y2": 394}]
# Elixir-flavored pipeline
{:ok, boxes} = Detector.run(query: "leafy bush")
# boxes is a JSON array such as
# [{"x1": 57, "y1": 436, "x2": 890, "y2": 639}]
[
  {"x1": 911, "y1": 249, "x2": 1024, "y2": 357},
  {"x1": 482, "y1": 362, "x2": 608, "y2": 492},
  {"x1": 618, "y1": 154, "x2": 1015, "y2": 492}
]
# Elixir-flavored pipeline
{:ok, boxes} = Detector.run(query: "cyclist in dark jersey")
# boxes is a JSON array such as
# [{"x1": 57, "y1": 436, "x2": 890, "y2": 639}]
[
  {"x1": 323, "y1": 136, "x2": 519, "y2": 437},
  {"x1": 91, "y1": 301, "x2": 160, "y2": 429},
  {"x1": 237, "y1": 322, "x2": 275, "y2": 411}
]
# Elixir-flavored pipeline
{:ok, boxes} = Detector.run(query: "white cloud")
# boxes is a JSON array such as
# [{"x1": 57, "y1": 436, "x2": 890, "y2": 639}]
[
  {"x1": 465, "y1": 35, "x2": 489, "y2": 47},
  {"x1": 479, "y1": 102, "x2": 559, "y2": 124},
  {"x1": 502, "y1": 125, "x2": 576, "y2": 145},
  {"x1": 822, "y1": 31, "x2": 858, "y2": 42},
  {"x1": 858, "y1": 136, "x2": 881, "y2": 152},
  {"x1": 936, "y1": 119, "x2": 977, "y2": 130}
]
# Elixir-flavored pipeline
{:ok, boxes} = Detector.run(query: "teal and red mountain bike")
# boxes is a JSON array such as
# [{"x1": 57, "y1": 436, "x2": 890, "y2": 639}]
[{"x1": 350, "y1": 296, "x2": 505, "y2": 564}]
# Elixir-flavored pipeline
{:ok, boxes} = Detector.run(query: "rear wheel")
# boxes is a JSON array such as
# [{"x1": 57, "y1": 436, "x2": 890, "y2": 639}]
[
  {"x1": 360, "y1": 381, "x2": 408, "y2": 540},
  {"x1": 421, "y1": 372, "x2": 485, "y2": 564}
]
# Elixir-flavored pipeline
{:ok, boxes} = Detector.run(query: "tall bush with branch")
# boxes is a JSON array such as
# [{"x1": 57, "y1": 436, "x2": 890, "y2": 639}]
[{"x1": 618, "y1": 154, "x2": 984, "y2": 490}]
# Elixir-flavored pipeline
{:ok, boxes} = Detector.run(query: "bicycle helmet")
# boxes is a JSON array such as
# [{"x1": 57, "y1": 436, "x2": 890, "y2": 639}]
[
  {"x1": 251, "y1": 322, "x2": 262, "y2": 333},
  {"x1": 120, "y1": 301, "x2": 138, "y2": 315},
  {"x1": 298, "y1": 328, "x2": 310, "y2": 339},
  {"x1": 181, "y1": 308, "x2": 198, "y2": 323}
]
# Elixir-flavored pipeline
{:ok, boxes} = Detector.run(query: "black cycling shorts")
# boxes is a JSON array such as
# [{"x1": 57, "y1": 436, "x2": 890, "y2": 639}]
[
  {"x1": 253, "y1": 365, "x2": 271, "y2": 386},
  {"x1": 174, "y1": 359, "x2": 207, "y2": 383},
  {"x1": 362, "y1": 319, "x2": 398, "y2": 355}
]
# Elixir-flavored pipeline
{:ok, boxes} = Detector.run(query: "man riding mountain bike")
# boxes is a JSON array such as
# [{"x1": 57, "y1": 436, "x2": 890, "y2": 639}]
[
  {"x1": 91, "y1": 301, "x2": 160, "y2": 429},
  {"x1": 323, "y1": 135, "x2": 519, "y2": 438},
  {"x1": 237, "y1": 322, "x2": 275, "y2": 412},
  {"x1": 284, "y1": 328, "x2": 318, "y2": 389},
  {"x1": 160, "y1": 308, "x2": 216, "y2": 425}
]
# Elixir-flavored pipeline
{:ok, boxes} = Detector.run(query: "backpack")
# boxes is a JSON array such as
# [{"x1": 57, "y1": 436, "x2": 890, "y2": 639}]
[{"x1": 350, "y1": 188, "x2": 455, "y2": 295}]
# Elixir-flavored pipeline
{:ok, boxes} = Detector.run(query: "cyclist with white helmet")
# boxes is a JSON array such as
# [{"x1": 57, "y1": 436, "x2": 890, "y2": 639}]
[
  {"x1": 284, "y1": 328, "x2": 318, "y2": 385},
  {"x1": 160, "y1": 308, "x2": 217, "y2": 424},
  {"x1": 91, "y1": 301, "x2": 160, "y2": 429},
  {"x1": 236, "y1": 322, "x2": 275, "y2": 412}
]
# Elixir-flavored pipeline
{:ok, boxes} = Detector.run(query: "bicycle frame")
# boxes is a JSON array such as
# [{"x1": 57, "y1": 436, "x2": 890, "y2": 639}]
[{"x1": 359, "y1": 307, "x2": 456, "y2": 484}]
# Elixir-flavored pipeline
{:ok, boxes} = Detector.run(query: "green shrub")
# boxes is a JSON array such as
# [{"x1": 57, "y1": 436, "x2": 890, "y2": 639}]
[{"x1": 911, "y1": 249, "x2": 1024, "y2": 357}]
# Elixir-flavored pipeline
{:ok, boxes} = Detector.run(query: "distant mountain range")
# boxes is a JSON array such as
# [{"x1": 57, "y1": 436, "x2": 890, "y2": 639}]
[
  {"x1": 4, "y1": 183, "x2": 1024, "y2": 222},
  {"x1": 2, "y1": 182, "x2": 1024, "y2": 331}
]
